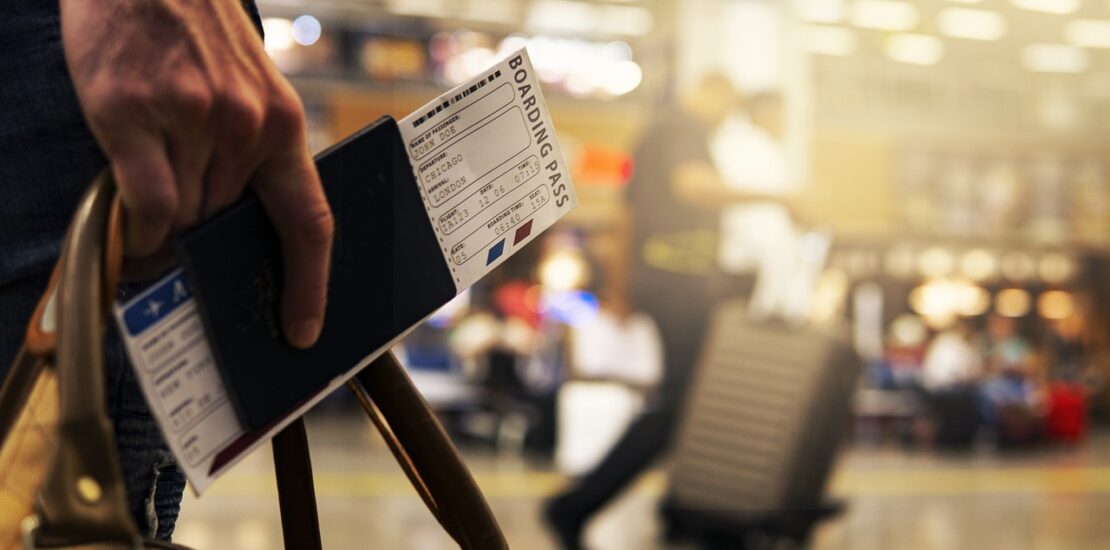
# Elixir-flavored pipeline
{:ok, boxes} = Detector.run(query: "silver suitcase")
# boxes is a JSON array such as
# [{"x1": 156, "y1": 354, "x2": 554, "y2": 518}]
[{"x1": 664, "y1": 300, "x2": 859, "y2": 546}]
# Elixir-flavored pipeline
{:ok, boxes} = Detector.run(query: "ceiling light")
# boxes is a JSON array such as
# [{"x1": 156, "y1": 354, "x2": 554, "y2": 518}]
[
  {"x1": 1012, "y1": 0, "x2": 1078, "y2": 14},
  {"x1": 1000, "y1": 251, "x2": 1036, "y2": 280},
  {"x1": 1022, "y1": 43, "x2": 1088, "y2": 73},
  {"x1": 262, "y1": 18, "x2": 293, "y2": 53},
  {"x1": 527, "y1": 1, "x2": 654, "y2": 37},
  {"x1": 909, "y1": 278, "x2": 988, "y2": 328},
  {"x1": 602, "y1": 60, "x2": 643, "y2": 96},
  {"x1": 938, "y1": 8, "x2": 1006, "y2": 41},
  {"x1": 960, "y1": 249, "x2": 998, "y2": 281},
  {"x1": 1066, "y1": 19, "x2": 1110, "y2": 49},
  {"x1": 794, "y1": 0, "x2": 847, "y2": 24},
  {"x1": 387, "y1": 0, "x2": 447, "y2": 17},
  {"x1": 996, "y1": 288, "x2": 1031, "y2": 318},
  {"x1": 1038, "y1": 253, "x2": 1075, "y2": 283},
  {"x1": 890, "y1": 314, "x2": 927, "y2": 347},
  {"x1": 597, "y1": 5, "x2": 655, "y2": 36},
  {"x1": 885, "y1": 33, "x2": 944, "y2": 65},
  {"x1": 291, "y1": 15, "x2": 321, "y2": 47},
  {"x1": 539, "y1": 249, "x2": 589, "y2": 291},
  {"x1": 802, "y1": 25, "x2": 857, "y2": 56},
  {"x1": 956, "y1": 283, "x2": 992, "y2": 317},
  {"x1": 918, "y1": 247, "x2": 955, "y2": 277},
  {"x1": 527, "y1": 1, "x2": 596, "y2": 34},
  {"x1": 1037, "y1": 290, "x2": 1076, "y2": 320},
  {"x1": 851, "y1": 0, "x2": 920, "y2": 31},
  {"x1": 460, "y1": 0, "x2": 518, "y2": 24}
]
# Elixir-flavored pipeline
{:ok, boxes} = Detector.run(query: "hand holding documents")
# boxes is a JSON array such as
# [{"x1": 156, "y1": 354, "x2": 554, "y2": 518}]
[{"x1": 112, "y1": 50, "x2": 576, "y2": 493}]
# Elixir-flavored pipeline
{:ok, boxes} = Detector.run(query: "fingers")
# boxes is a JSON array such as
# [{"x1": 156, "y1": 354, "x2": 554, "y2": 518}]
[
  {"x1": 107, "y1": 130, "x2": 179, "y2": 257},
  {"x1": 62, "y1": 0, "x2": 332, "y2": 349},
  {"x1": 166, "y1": 134, "x2": 211, "y2": 231},
  {"x1": 200, "y1": 151, "x2": 255, "y2": 219},
  {"x1": 202, "y1": 87, "x2": 266, "y2": 217},
  {"x1": 89, "y1": 73, "x2": 212, "y2": 252},
  {"x1": 253, "y1": 144, "x2": 333, "y2": 349}
]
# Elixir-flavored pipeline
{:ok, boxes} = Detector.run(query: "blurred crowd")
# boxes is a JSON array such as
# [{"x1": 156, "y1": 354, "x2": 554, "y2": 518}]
[{"x1": 866, "y1": 308, "x2": 1105, "y2": 449}]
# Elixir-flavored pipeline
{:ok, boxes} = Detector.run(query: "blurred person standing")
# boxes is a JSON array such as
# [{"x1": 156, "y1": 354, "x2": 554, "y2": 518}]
[
  {"x1": 712, "y1": 92, "x2": 813, "y2": 321},
  {"x1": 921, "y1": 322, "x2": 983, "y2": 391},
  {"x1": 543, "y1": 74, "x2": 804, "y2": 549}
]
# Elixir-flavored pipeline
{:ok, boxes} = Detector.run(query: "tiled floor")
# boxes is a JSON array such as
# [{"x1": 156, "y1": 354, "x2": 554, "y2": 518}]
[{"x1": 172, "y1": 411, "x2": 1110, "y2": 549}]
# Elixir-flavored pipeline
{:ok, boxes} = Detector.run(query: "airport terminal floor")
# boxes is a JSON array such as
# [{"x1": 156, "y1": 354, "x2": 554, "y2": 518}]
[{"x1": 172, "y1": 411, "x2": 1110, "y2": 550}]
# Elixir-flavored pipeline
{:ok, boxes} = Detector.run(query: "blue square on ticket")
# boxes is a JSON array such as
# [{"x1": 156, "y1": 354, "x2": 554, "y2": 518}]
[{"x1": 486, "y1": 239, "x2": 505, "y2": 265}]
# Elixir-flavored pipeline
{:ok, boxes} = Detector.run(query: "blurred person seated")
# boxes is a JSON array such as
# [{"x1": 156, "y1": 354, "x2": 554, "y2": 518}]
[
  {"x1": 568, "y1": 305, "x2": 663, "y2": 389},
  {"x1": 556, "y1": 306, "x2": 663, "y2": 475},
  {"x1": 978, "y1": 314, "x2": 1045, "y2": 446},
  {"x1": 920, "y1": 321, "x2": 984, "y2": 449},
  {"x1": 449, "y1": 280, "x2": 558, "y2": 452},
  {"x1": 1045, "y1": 310, "x2": 1093, "y2": 384},
  {"x1": 854, "y1": 314, "x2": 930, "y2": 446},
  {"x1": 1043, "y1": 312, "x2": 1097, "y2": 441},
  {"x1": 922, "y1": 321, "x2": 983, "y2": 390},
  {"x1": 874, "y1": 314, "x2": 929, "y2": 390}
]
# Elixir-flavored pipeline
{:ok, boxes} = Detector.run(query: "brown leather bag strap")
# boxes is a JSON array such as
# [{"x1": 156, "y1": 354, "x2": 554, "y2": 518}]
[
  {"x1": 272, "y1": 418, "x2": 323, "y2": 550},
  {"x1": 347, "y1": 352, "x2": 509, "y2": 550},
  {"x1": 33, "y1": 171, "x2": 141, "y2": 546},
  {"x1": 345, "y1": 377, "x2": 449, "y2": 531}
]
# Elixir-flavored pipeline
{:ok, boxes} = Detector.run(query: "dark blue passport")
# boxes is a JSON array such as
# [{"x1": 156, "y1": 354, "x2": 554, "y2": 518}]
[{"x1": 175, "y1": 116, "x2": 457, "y2": 431}]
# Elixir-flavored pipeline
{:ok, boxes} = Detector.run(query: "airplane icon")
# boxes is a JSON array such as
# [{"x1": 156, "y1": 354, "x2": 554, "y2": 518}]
[
  {"x1": 173, "y1": 280, "x2": 188, "y2": 303},
  {"x1": 145, "y1": 299, "x2": 163, "y2": 318}
]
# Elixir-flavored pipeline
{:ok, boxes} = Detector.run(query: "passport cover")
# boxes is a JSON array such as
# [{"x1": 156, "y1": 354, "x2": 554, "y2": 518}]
[{"x1": 176, "y1": 116, "x2": 457, "y2": 431}]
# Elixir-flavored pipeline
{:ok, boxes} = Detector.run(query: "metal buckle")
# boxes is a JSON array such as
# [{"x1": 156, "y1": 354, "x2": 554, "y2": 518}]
[{"x1": 20, "y1": 515, "x2": 39, "y2": 550}]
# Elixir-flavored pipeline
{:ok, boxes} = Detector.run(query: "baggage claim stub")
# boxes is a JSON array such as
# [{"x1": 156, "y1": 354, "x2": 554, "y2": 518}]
[{"x1": 114, "y1": 49, "x2": 575, "y2": 493}]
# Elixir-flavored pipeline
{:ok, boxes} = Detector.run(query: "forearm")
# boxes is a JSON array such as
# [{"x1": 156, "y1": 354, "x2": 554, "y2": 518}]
[{"x1": 671, "y1": 161, "x2": 796, "y2": 209}]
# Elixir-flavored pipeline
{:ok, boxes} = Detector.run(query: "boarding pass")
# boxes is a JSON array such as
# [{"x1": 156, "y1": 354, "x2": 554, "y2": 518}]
[{"x1": 113, "y1": 49, "x2": 575, "y2": 493}]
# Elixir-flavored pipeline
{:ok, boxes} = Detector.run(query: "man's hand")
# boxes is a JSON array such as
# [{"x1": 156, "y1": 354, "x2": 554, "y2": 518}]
[{"x1": 60, "y1": 0, "x2": 333, "y2": 348}]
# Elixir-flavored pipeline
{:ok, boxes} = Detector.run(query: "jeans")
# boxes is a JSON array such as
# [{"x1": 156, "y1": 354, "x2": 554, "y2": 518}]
[{"x1": 0, "y1": 1, "x2": 184, "y2": 541}]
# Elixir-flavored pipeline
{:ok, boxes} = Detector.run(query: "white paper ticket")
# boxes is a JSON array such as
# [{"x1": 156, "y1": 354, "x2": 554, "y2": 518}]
[
  {"x1": 113, "y1": 49, "x2": 576, "y2": 493},
  {"x1": 116, "y1": 268, "x2": 420, "y2": 494},
  {"x1": 398, "y1": 48, "x2": 577, "y2": 291},
  {"x1": 115, "y1": 269, "x2": 244, "y2": 493}
]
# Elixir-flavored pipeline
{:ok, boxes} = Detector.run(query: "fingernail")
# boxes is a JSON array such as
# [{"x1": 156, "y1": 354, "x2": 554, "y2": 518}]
[{"x1": 291, "y1": 319, "x2": 321, "y2": 348}]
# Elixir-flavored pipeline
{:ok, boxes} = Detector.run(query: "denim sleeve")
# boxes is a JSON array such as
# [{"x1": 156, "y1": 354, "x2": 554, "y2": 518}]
[
  {"x1": 242, "y1": 0, "x2": 265, "y2": 38},
  {"x1": 0, "y1": 2, "x2": 108, "y2": 288},
  {"x1": 0, "y1": 0, "x2": 264, "y2": 541}
]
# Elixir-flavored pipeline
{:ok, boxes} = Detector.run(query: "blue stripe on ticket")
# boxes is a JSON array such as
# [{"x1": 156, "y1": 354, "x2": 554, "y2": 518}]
[
  {"x1": 121, "y1": 269, "x2": 193, "y2": 337},
  {"x1": 486, "y1": 239, "x2": 505, "y2": 265}
]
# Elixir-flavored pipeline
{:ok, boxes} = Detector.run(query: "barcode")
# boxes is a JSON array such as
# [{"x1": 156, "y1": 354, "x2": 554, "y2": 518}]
[{"x1": 412, "y1": 70, "x2": 503, "y2": 129}]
